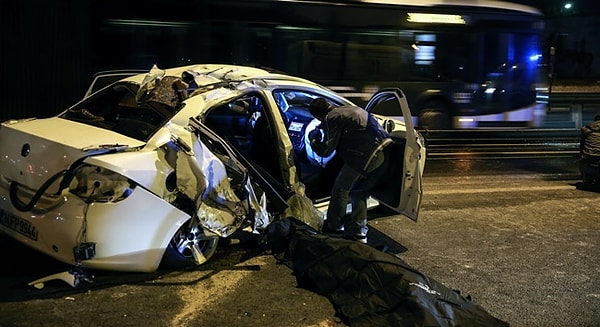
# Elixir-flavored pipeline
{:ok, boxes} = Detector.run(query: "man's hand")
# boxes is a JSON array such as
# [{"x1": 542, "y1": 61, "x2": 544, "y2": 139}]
[{"x1": 308, "y1": 128, "x2": 322, "y2": 143}]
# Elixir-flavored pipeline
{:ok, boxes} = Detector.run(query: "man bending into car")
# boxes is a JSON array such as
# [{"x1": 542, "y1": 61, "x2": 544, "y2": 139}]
[{"x1": 308, "y1": 97, "x2": 392, "y2": 243}]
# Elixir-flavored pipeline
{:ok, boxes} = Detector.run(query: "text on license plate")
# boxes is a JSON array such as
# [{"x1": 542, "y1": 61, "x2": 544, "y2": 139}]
[{"x1": 0, "y1": 209, "x2": 38, "y2": 241}]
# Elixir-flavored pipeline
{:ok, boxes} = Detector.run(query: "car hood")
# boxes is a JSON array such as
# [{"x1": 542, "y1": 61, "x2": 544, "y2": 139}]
[{"x1": 0, "y1": 117, "x2": 144, "y2": 190}]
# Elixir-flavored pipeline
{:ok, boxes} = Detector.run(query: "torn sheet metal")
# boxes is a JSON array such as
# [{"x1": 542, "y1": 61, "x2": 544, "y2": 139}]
[
  {"x1": 174, "y1": 130, "x2": 268, "y2": 237},
  {"x1": 135, "y1": 64, "x2": 166, "y2": 103},
  {"x1": 172, "y1": 123, "x2": 323, "y2": 236},
  {"x1": 247, "y1": 181, "x2": 270, "y2": 232},
  {"x1": 283, "y1": 192, "x2": 323, "y2": 232}
]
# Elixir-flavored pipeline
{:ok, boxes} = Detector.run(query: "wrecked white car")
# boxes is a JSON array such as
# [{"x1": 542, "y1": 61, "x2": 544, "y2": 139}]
[{"x1": 0, "y1": 64, "x2": 425, "y2": 283}]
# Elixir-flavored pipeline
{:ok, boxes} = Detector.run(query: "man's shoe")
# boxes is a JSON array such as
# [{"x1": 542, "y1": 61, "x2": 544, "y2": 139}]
[
  {"x1": 355, "y1": 234, "x2": 368, "y2": 244},
  {"x1": 343, "y1": 234, "x2": 368, "y2": 244}
]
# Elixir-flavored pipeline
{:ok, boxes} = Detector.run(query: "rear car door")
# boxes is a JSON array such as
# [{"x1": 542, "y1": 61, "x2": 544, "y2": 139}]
[{"x1": 365, "y1": 88, "x2": 424, "y2": 221}]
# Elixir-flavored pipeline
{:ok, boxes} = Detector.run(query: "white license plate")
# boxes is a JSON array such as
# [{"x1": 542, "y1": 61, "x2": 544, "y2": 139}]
[{"x1": 0, "y1": 209, "x2": 38, "y2": 241}]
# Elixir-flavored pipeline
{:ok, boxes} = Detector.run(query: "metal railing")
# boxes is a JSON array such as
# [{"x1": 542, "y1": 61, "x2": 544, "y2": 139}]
[
  {"x1": 421, "y1": 128, "x2": 580, "y2": 159},
  {"x1": 538, "y1": 89, "x2": 600, "y2": 129}
]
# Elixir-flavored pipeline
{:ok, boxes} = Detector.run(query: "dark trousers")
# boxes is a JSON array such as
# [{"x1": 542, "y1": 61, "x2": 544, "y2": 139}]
[{"x1": 325, "y1": 149, "x2": 388, "y2": 236}]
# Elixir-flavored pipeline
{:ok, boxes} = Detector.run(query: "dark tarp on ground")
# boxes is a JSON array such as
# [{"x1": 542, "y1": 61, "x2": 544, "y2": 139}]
[{"x1": 266, "y1": 218, "x2": 509, "y2": 327}]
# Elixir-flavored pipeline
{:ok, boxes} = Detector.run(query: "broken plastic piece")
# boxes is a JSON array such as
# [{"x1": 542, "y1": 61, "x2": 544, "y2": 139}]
[{"x1": 28, "y1": 268, "x2": 94, "y2": 289}]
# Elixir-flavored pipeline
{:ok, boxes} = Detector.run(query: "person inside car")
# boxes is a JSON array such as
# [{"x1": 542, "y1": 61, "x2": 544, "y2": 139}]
[{"x1": 308, "y1": 97, "x2": 392, "y2": 243}]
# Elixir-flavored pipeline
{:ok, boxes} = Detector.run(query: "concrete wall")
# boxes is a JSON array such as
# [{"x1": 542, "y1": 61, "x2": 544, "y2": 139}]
[{"x1": 544, "y1": 15, "x2": 600, "y2": 82}]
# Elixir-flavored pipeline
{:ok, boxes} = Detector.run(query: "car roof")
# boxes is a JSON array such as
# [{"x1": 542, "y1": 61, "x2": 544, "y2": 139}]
[
  {"x1": 119, "y1": 63, "x2": 349, "y2": 111},
  {"x1": 123, "y1": 64, "x2": 322, "y2": 89},
  {"x1": 113, "y1": 64, "x2": 352, "y2": 131}
]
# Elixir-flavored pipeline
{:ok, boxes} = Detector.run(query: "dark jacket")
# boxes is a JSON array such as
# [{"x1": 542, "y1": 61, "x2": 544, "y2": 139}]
[
  {"x1": 581, "y1": 119, "x2": 600, "y2": 161},
  {"x1": 311, "y1": 105, "x2": 391, "y2": 175}
]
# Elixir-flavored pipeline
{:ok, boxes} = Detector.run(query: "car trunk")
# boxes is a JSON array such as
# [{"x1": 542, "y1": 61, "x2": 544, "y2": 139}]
[{"x1": 0, "y1": 117, "x2": 144, "y2": 190}]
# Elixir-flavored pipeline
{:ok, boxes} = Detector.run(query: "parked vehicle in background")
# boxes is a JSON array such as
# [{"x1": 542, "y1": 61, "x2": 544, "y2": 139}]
[
  {"x1": 0, "y1": 64, "x2": 425, "y2": 286},
  {"x1": 92, "y1": 0, "x2": 546, "y2": 129}
]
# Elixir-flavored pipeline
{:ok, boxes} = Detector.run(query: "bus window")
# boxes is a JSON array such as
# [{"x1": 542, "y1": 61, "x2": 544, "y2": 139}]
[
  {"x1": 92, "y1": 0, "x2": 545, "y2": 129},
  {"x1": 287, "y1": 40, "x2": 343, "y2": 80}
]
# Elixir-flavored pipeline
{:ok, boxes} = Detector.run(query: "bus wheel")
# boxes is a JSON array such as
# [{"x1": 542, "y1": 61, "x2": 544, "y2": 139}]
[{"x1": 418, "y1": 109, "x2": 451, "y2": 130}]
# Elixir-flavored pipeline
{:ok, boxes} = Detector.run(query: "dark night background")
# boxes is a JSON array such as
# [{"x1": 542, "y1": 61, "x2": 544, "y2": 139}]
[
  {"x1": 1, "y1": 0, "x2": 598, "y2": 122},
  {"x1": 520, "y1": 0, "x2": 599, "y2": 16}
]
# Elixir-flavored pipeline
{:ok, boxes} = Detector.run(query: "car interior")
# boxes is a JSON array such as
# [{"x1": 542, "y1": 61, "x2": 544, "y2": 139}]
[
  {"x1": 63, "y1": 81, "x2": 345, "y2": 203},
  {"x1": 61, "y1": 82, "x2": 179, "y2": 142},
  {"x1": 202, "y1": 91, "x2": 343, "y2": 201}
]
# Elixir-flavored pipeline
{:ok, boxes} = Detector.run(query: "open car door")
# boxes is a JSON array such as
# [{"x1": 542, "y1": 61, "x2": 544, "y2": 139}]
[{"x1": 365, "y1": 88, "x2": 424, "y2": 221}]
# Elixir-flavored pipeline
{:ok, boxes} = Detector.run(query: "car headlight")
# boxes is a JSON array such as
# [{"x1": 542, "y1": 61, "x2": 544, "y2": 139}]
[{"x1": 68, "y1": 164, "x2": 135, "y2": 203}]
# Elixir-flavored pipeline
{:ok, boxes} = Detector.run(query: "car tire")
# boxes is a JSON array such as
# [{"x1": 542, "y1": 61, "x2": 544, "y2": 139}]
[
  {"x1": 418, "y1": 107, "x2": 451, "y2": 130},
  {"x1": 161, "y1": 219, "x2": 219, "y2": 269}
]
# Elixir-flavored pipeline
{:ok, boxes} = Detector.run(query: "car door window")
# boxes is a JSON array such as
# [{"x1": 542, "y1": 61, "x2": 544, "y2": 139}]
[{"x1": 203, "y1": 93, "x2": 286, "y2": 184}]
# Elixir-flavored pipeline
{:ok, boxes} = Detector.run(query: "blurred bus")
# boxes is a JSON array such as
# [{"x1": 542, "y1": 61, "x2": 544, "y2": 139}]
[{"x1": 92, "y1": 0, "x2": 546, "y2": 129}]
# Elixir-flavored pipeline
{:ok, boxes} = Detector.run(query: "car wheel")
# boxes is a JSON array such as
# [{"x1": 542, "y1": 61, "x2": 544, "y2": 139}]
[
  {"x1": 161, "y1": 219, "x2": 219, "y2": 268},
  {"x1": 418, "y1": 110, "x2": 452, "y2": 130},
  {"x1": 418, "y1": 102, "x2": 452, "y2": 130}
]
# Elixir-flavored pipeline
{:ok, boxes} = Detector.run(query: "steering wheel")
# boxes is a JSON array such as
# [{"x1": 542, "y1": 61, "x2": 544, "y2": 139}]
[{"x1": 303, "y1": 118, "x2": 336, "y2": 167}]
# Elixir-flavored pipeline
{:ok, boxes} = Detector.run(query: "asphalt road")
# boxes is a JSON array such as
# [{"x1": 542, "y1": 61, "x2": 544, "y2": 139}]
[{"x1": 1, "y1": 156, "x2": 599, "y2": 327}]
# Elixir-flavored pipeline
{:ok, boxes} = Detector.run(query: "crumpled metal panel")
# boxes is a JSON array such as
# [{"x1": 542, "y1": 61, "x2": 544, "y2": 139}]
[
  {"x1": 283, "y1": 189, "x2": 324, "y2": 232},
  {"x1": 174, "y1": 132, "x2": 256, "y2": 237}
]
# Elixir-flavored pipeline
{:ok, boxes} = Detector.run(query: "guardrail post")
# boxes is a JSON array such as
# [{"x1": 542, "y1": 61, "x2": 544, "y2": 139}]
[{"x1": 572, "y1": 103, "x2": 583, "y2": 129}]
